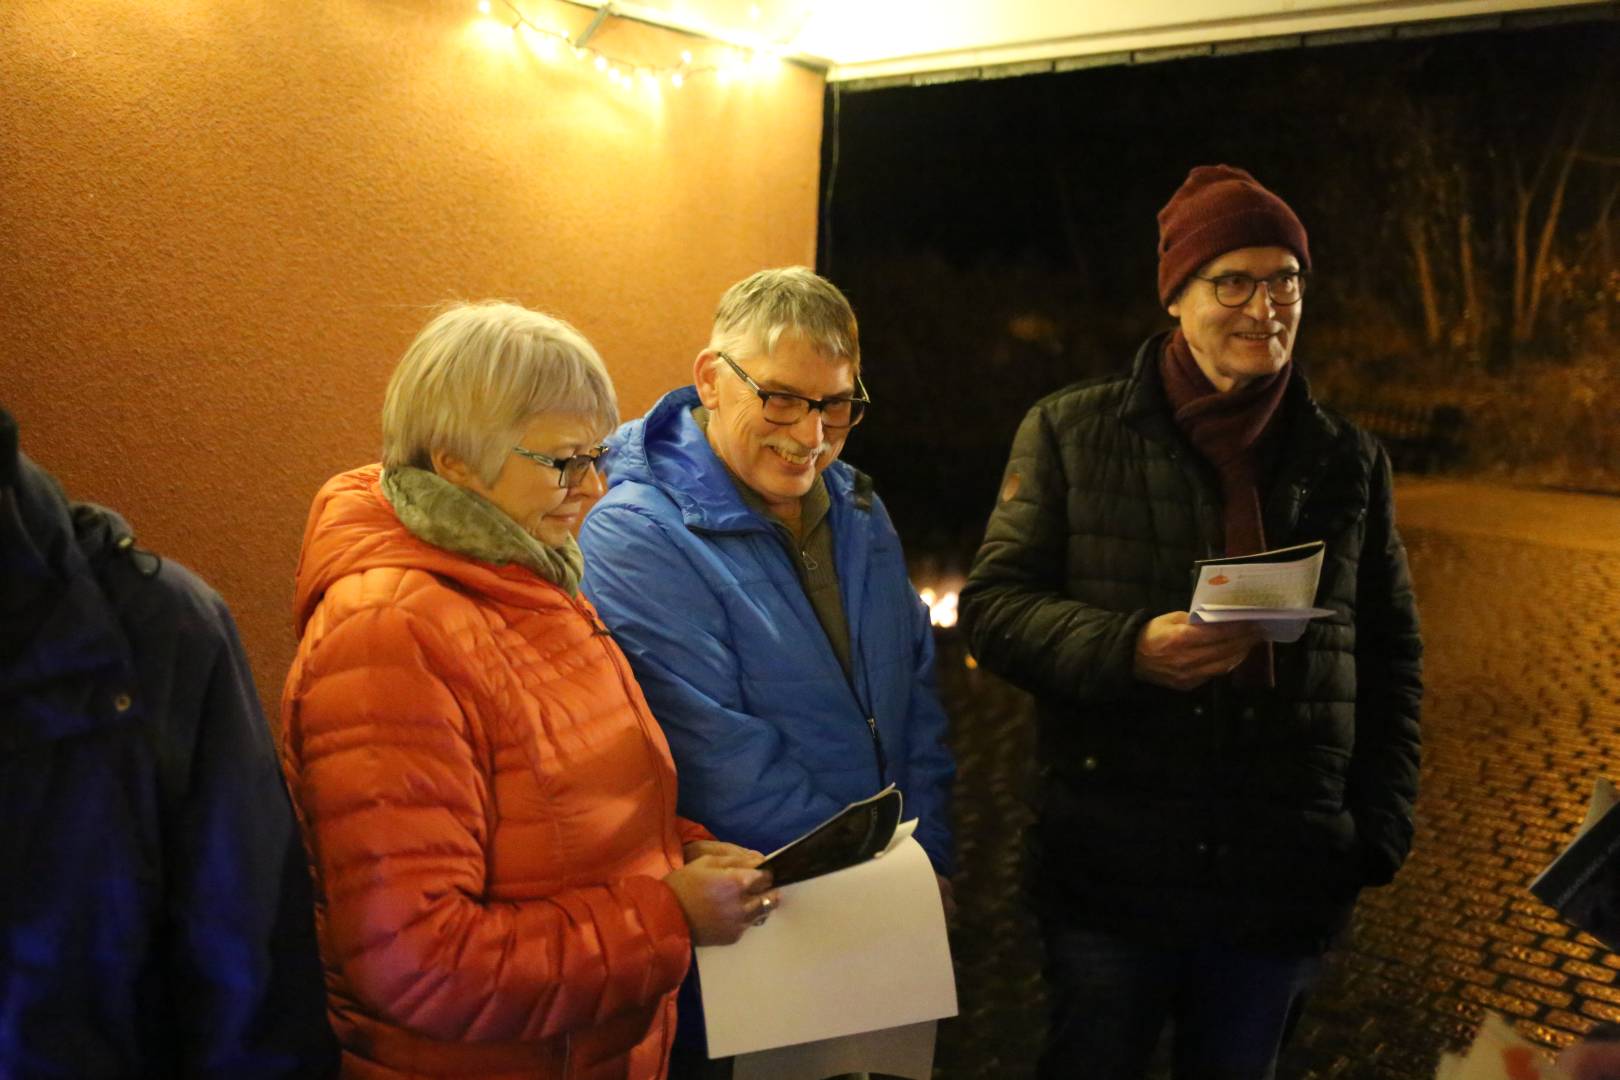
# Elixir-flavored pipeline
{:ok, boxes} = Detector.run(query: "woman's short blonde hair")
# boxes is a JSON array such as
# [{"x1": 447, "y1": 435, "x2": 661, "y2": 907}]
[{"x1": 382, "y1": 301, "x2": 619, "y2": 485}]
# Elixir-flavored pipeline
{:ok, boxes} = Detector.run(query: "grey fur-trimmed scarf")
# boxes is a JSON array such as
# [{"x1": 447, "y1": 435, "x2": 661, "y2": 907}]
[{"x1": 380, "y1": 466, "x2": 584, "y2": 596}]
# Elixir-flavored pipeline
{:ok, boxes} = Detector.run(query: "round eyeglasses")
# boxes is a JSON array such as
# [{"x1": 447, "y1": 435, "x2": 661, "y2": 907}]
[
  {"x1": 1190, "y1": 270, "x2": 1308, "y2": 308},
  {"x1": 718, "y1": 352, "x2": 870, "y2": 429},
  {"x1": 511, "y1": 444, "x2": 608, "y2": 487}
]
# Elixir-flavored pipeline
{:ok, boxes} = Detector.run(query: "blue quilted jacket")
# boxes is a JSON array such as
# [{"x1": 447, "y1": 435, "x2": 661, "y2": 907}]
[{"x1": 579, "y1": 386, "x2": 954, "y2": 874}]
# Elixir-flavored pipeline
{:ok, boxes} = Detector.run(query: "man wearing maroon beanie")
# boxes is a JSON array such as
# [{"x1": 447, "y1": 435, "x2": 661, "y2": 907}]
[{"x1": 961, "y1": 166, "x2": 1422, "y2": 1079}]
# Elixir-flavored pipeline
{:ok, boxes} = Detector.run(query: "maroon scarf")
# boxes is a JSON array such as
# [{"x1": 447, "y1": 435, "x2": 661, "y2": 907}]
[{"x1": 1159, "y1": 329, "x2": 1291, "y2": 688}]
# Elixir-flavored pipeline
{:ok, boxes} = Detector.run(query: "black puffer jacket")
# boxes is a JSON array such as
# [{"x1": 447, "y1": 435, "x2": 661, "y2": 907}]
[{"x1": 960, "y1": 335, "x2": 1422, "y2": 953}]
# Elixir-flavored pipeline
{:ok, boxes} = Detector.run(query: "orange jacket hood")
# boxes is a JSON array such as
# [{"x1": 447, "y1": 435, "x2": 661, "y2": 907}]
[{"x1": 292, "y1": 464, "x2": 559, "y2": 635}]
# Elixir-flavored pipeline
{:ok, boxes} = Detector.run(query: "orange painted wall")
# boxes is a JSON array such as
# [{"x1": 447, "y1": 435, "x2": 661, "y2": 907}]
[{"x1": 1, "y1": 0, "x2": 824, "y2": 714}]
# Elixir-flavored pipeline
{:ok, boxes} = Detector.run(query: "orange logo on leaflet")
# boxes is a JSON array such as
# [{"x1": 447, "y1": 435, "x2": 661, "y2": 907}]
[
  {"x1": 1208, "y1": 574, "x2": 1230, "y2": 586},
  {"x1": 1502, "y1": 1046, "x2": 1545, "y2": 1080}
]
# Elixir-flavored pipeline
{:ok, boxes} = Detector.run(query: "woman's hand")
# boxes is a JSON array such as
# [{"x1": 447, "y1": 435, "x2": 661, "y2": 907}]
[
  {"x1": 665, "y1": 854, "x2": 778, "y2": 946},
  {"x1": 682, "y1": 839, "x2": 763, "y2": 864}
]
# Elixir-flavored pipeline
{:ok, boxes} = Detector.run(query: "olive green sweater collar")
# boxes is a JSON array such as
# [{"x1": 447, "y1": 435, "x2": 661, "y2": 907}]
[
  {"x1": 691, "y1": 405, "x2": 831, "y2": 536},
  {"x1": 380, "y1": 466, "x2": 583, "y2": 595}
]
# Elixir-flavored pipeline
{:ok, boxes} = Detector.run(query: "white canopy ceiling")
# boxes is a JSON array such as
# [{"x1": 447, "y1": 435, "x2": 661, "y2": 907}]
[{"x1": 600, "y1": 0, "x2": 1612, "y2": 82}]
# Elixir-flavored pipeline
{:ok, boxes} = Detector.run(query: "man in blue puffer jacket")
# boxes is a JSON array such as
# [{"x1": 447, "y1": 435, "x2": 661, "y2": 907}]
[
  {"x1": 579, "y1": 266, "x2": 955, "y2": 901},
  {"x1": 0, "y1": 406, "x2": 337, "y2": 1078}
]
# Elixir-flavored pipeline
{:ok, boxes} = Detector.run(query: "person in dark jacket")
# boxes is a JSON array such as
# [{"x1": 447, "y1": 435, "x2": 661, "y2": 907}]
[
  {"x1": 960, "y1": 166, "x2": 1423, "y2": 1080},
  {"x1": 0, "y1": 406, "x2": 337, "y2": 1078}
]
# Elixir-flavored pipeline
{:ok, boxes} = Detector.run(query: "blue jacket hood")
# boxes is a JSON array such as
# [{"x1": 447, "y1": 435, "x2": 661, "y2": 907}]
[{"x1": 602, "y1": 385, "x2": 861, "y2": 534}]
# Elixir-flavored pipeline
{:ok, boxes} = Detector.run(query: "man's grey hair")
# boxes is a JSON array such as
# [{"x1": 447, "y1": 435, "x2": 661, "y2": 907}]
[
  {"x1": 708, "y1": 266, "x2": 861, "y2": 373},
  {"x1": 381, "y1": 300, "x2": 619, "y2": 485}
]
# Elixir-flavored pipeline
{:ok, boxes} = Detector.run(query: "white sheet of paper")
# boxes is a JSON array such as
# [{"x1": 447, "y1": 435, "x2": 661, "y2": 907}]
[
  {"x1": 1581, "y1": 777, "x2": 1620, "y2": 835},
  {"x1": 1190, "y1": 606, "x2": 1336, "y2": 642},
  {"x1": 695, "y1": 833, "x2": 957, "y2": 1058},
  {"x1": 882, "y1": 817, "x2": 918, "y2": 854},
  {"x1": 732, "y1": 1021, "x2": 937, "y2": 1080}
]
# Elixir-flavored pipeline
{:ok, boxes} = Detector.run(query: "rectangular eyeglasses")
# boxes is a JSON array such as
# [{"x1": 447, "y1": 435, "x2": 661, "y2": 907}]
[
  {"x1": 511, "y1": 444, "x2": 609, "y2": 487},
  {"x1": 718, "y1": 352, "x2": 870, "y2": 429}
]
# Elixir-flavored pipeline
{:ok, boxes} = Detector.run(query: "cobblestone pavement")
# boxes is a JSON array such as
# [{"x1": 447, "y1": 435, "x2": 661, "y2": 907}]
[{"x1": 932, "y1": 481, "x2": 1620, "y2": 1079}]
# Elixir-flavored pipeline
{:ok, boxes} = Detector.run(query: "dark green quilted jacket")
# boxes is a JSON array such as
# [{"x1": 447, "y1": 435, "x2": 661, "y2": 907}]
[{"x1": 960, "y1": 334, "x2": 1422, "y2": 952}]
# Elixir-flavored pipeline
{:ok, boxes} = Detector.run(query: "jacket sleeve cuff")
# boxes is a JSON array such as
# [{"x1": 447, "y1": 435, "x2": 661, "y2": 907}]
[
  {"x1": 676, "y1": 817, "x2": 716, "y2": 847},
  {"x1": 1078, "y1": 608, "x2": 1154, "y2": 698},
  {"x1": 1351, "y1": 808, "x2": 1413, "y2": 886},
  {"x1": 626, "y1": 876, "x2": 695, "y2": 994}
]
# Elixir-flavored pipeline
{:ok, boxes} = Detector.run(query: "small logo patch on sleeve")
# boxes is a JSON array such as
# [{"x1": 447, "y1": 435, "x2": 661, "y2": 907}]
[{"x1": 999, "y1": 473, "x2": 1022, "y2": 503}]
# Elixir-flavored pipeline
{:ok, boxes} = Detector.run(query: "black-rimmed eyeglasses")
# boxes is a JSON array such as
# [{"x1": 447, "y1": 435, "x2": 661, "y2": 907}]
[
  {"x1": 511, "y1": 444, "x2": 608, "y2": 487},
  {"x1": 1190, "y1": 270, "x2": 1308, "y2": 308},
  {"x1": 717, "y1": 352, "x2": 870, "y2": 429}
]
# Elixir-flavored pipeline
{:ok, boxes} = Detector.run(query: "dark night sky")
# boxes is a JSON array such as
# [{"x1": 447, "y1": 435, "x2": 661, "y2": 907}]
[
  {"x1": 817, "y1": 17, "x2": 1620, "y2": 566},
  {"x1": 822, "y1": 20, "x2": 1610, "y2": 277}
]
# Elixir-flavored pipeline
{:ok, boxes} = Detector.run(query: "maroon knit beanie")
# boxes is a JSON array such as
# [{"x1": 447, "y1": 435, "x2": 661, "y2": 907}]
[{"x1": 1156, "y1": 165, "x2": 1311, "y2": 308}]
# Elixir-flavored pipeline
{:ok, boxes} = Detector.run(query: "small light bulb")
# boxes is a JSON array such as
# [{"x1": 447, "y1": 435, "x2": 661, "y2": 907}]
[
  {"x1": 670, "y1": 71, "x2": 684, "y2": 88},
  {"x1": 477, "y1": 0, "x2": 491, "y2": 12},
  {"x1": 594, "y1": 55, "x2": 608, "y2": 72},
  {"x1": 680, "y1": 50, "x2": 693, "y2": 65}
]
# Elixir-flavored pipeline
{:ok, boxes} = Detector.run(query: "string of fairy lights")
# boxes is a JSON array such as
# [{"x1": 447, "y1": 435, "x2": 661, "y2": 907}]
[{"x1": 475, "y1": 0, "x2": 792, "y2": 92}]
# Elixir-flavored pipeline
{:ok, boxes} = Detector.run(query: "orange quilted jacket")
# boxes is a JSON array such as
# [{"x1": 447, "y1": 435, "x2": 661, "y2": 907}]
[{"x1": 280, "y1": 466, "x2": 706, "y2": 1080}]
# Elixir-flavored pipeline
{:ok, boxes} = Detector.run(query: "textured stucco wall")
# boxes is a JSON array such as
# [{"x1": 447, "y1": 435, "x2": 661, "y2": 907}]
[{"x1": 1, "y1": 0, "x2": 824, "y2": 715}]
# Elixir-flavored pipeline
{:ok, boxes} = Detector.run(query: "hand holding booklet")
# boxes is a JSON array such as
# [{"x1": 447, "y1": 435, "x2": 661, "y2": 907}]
[
  {"x1": 1189, "y1": 539, "x2": 1335, "y2": 643},
  {"x1": 696, "y1": 785, "x2": 957, "y2": 1079},
  {"x1": 759, "y1": 784, "x2": 904, "y2": 887}
]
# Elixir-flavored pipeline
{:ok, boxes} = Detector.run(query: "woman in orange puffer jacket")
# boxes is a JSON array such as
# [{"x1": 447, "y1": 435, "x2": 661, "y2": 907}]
[{"x1": 280, "y1": 301, "x2": 777, "y2": 1080}]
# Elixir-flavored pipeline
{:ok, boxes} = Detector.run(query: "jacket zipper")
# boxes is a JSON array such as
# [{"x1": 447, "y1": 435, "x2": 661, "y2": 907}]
[
  {"x1": 864, "y1": 714, "x2": 888, "y2": 782},
  {"x1": 778, "y1": 531, "x2": 887, "y2": 786}
]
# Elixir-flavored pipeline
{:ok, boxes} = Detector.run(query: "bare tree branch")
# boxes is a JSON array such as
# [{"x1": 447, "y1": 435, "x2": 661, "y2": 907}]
[{"x1": 1522, "y1": 81, "x2": 1599, "y2": 342}]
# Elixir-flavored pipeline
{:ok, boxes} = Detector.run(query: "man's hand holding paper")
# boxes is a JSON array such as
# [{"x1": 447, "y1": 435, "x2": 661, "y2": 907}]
[{"x1": 1133, "y1": 611, "x2": 1265, "y2": 691}]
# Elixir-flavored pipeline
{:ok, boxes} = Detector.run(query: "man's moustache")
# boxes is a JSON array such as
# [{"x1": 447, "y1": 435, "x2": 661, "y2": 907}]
[{"x1": 764, "y1": 437, "x2": 832, "y2": 458}]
